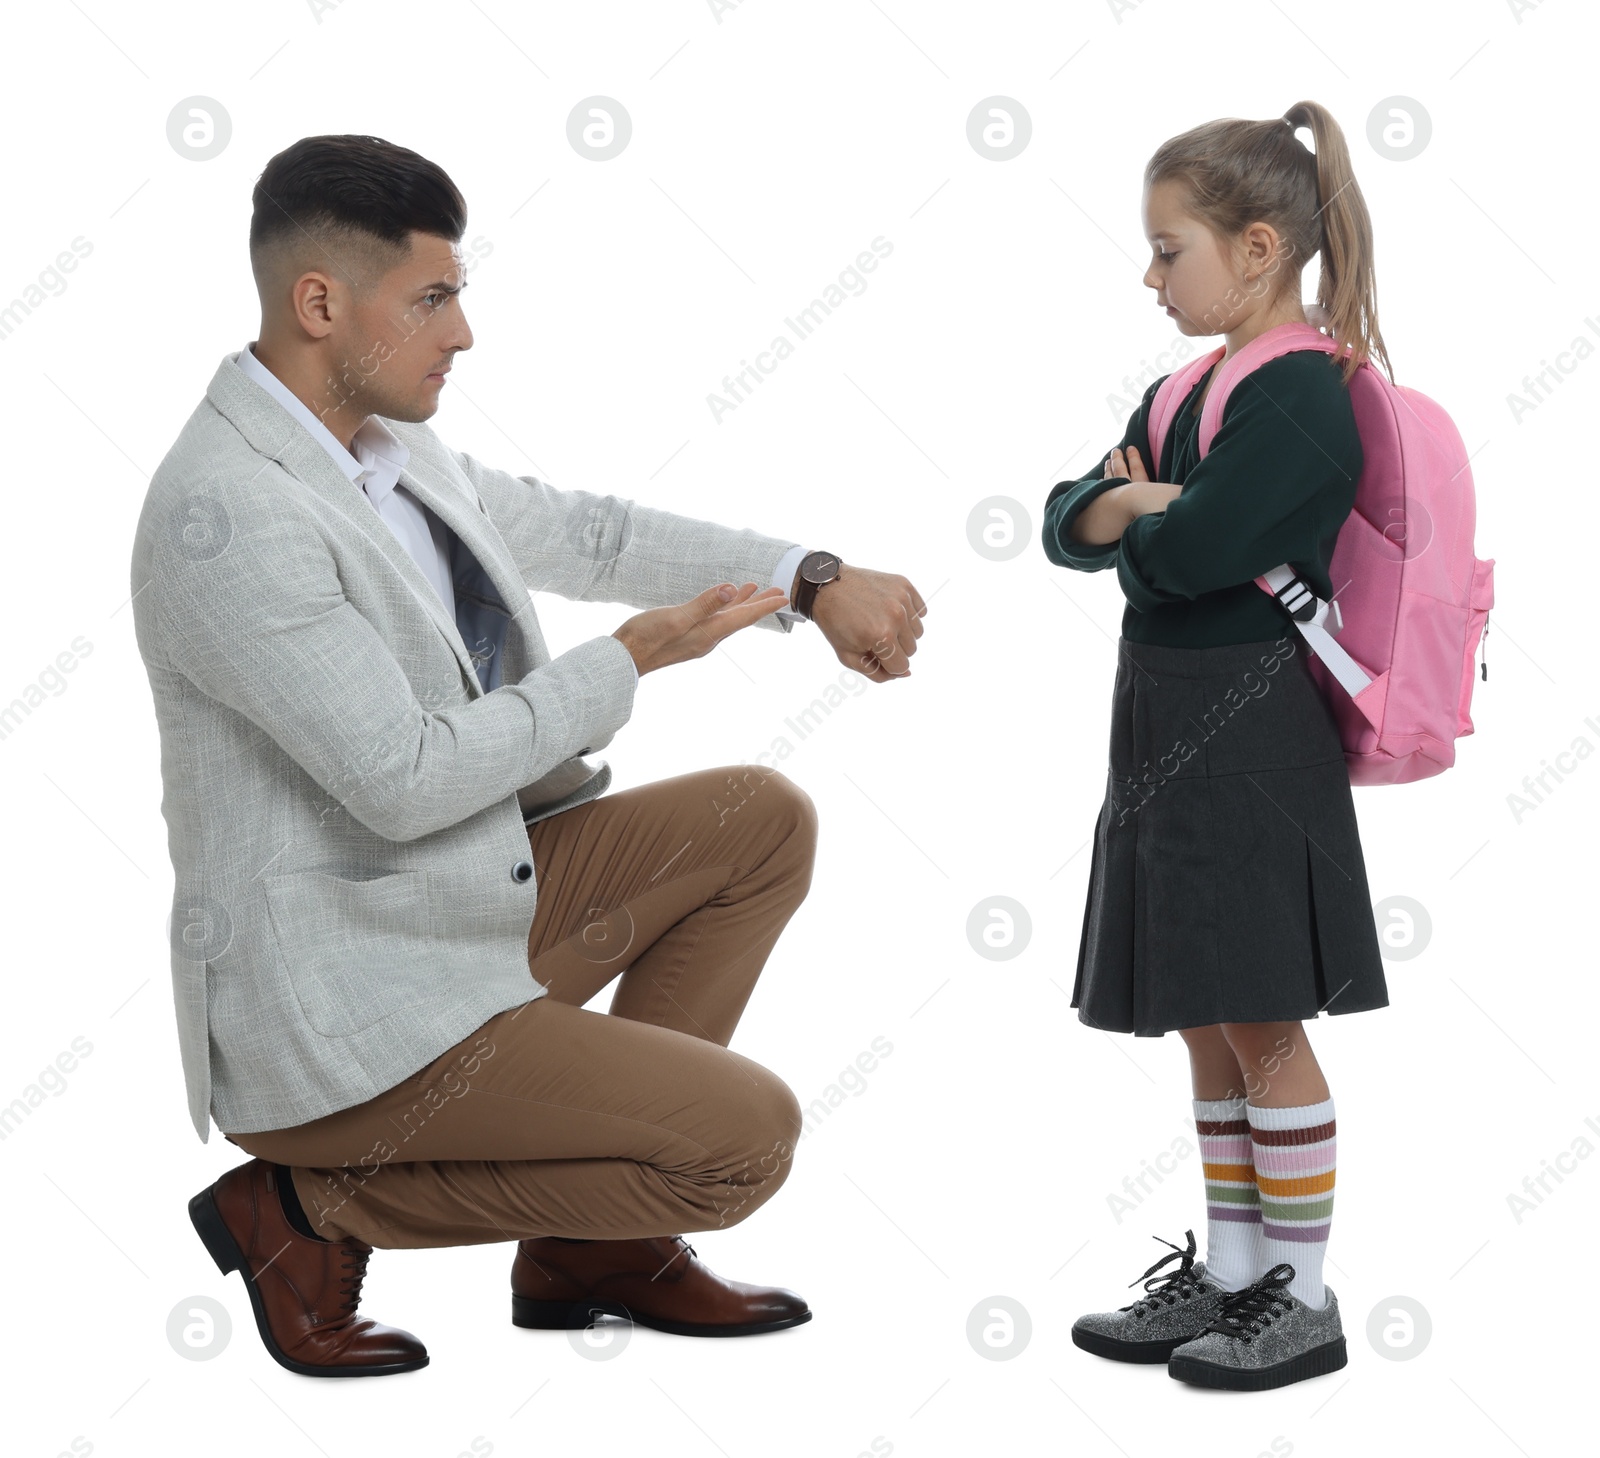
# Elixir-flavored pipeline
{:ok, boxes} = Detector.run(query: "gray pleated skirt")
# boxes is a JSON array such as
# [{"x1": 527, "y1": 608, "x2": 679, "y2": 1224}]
[{"x1": 1071, "y1": 634, "x2": 1389, "y2": 1035}]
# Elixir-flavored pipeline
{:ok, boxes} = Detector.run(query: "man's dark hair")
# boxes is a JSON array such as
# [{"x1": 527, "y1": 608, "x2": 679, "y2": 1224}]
[{"x1": 249, "y1": 134, "x2": 468, "y2": 300}]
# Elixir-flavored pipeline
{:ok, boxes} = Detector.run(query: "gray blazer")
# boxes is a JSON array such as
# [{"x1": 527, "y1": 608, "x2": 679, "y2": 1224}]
[{"x1": 131, "y1": 350, "x2": 799, "y2": 1141}]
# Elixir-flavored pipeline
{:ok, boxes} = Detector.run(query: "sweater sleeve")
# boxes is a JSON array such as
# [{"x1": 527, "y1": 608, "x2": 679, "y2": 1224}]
[
  {"x1": 1040, "y1": 380, "x2": 1160, "y2": 573},
  {"x1": 1115, "y1": 353, "x2": 1363, "y2": 611}
]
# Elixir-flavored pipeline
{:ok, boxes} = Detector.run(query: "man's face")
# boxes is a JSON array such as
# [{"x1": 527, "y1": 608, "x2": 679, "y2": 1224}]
[{"x1": 323, "y1": 230, "x2": 473, "y2": 429}]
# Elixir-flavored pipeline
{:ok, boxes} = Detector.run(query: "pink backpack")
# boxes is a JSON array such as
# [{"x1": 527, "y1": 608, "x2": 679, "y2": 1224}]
[{"x1": 1147, "y1": 320, "x2": 1493, "y2": 787}]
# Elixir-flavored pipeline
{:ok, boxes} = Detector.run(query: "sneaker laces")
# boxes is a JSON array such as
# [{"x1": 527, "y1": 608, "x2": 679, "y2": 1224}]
[
  {"x1": 1202, "y1": 1261, "x2": 1297, "y2": 1342},
  {"x1": 1120, "y1": 1230, "x2": 1202, "y2": 1316}
]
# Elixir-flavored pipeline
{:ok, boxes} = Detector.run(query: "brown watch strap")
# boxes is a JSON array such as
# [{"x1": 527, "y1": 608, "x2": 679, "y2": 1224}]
[{"x1": 793, "y1": 552, "x2": 841, "y2": 620}]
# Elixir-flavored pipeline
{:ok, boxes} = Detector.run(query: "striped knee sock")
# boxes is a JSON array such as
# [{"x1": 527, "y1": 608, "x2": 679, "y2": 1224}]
[
  {"x1": 1248, "y1": 1096, "x2": 1336, "y2": 1309},
  {"x1": 1193, "y1": 1096, "x2": 1264, "y2": 1292}
]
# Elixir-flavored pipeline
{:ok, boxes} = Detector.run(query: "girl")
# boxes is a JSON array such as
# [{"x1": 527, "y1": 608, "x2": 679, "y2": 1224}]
[{"x1": 1041, "y1": 101, "x2": 1394, "y2": 1392}]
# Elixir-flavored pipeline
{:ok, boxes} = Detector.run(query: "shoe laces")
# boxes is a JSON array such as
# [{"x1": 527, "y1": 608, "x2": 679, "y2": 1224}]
[
  {"x1": 650, "y1": 1236, "x2": 698, "y2": 1282},
  {"x1": 333, "y1": 1240, "x2": 372, "y2": 1322},
  {"x1": 1120, "y1": 1230, "x2": 1202, "y2": 1318},
  {"x1": 1202, "y1": 1261, "x2": 1298, "y2": 1343}
]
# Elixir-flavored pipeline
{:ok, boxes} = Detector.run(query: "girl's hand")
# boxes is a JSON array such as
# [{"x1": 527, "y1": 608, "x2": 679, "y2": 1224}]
[
  {"x1": 1105, "y1": 445, "x2": 1150, "y2": 483},
  {"x1": 1105, "y1": 446, "x2": 1183, "y2": 517}
]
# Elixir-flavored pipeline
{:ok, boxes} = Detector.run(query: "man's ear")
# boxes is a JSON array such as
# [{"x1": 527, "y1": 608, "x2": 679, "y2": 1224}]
[{"x1": 285, "y1": 269, "x2": 340, "y2": 338}]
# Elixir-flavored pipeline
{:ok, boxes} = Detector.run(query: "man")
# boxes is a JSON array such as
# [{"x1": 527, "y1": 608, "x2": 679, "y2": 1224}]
[{"x1": 130, "y1": 134, "x2": 925, "y2": 1377}]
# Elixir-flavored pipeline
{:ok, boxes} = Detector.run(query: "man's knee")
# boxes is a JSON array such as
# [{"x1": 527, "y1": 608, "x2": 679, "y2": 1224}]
[
  {"x1": 730, "y1": 1057, "x2": 802, "y2": 1160},
  {"x1": 764, "y1": 769, "x2": 817, "y2": 853},
  {"x1": 701, "y1": 1065, "x2": 803, "y2": 1230},
  {"x1": 763, "y1": 1067, "x2": 804, "y2": 1152},
  {"x1": 710, "y1": 765, "x2": 817, "y2": 851}
]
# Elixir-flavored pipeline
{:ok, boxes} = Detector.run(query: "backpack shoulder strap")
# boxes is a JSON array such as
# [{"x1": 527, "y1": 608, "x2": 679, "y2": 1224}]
[
  {"x1": 1146, "y1": 348, "x2": 1223, "y2": 482},
  {"x1": 1193, "y1": 321, "x2": 1377, "y2": 706},
  {"x1": 1195, "y1": 320, "x2": 1340, "y2": 456}
]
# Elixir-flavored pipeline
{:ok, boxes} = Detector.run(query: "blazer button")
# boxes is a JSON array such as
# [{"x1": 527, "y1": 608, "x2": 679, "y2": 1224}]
[{"x1": 511, "y1": 859, "x2": 534, "y2": 883}]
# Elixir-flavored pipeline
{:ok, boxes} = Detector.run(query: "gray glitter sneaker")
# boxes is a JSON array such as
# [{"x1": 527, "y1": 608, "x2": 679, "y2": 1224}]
[
  {"x1": 1167, "y1": 1261, "x2": 1348, "y2": 1390},
  {"x1": 1071, "y1": 1230, "x2": 1229, "y2": 1364}
]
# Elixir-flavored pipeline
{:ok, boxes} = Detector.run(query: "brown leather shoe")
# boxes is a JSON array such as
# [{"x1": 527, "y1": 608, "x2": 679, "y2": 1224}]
[
  {"x1": 511, "y1": 1234, "x2": 811, "y2": 1337},
  {"x1": 188, "y1": 1158, "x2": 428, "y2": 1377}
]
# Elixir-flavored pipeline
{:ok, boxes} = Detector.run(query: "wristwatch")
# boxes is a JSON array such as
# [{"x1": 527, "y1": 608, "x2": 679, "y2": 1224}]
[{"x1": 791, "y1": 549, "x2": 843, "y2": 621}]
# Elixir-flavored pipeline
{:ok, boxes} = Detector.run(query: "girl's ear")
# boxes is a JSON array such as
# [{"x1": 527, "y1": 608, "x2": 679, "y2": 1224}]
[{"x1": 1241, "y1": 221, "x2": 1279, "y2": 277}]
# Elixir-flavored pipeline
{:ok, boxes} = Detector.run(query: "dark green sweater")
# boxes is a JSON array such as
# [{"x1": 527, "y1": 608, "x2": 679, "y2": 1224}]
[{"x1": 1041, "y1": 350, "x2": 1363, "y2": 648}]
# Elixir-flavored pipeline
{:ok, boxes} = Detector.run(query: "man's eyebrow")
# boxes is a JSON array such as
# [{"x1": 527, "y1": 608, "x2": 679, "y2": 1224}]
[{"x1": 416, "y1": 279, "x2": 467, "y2": 295}]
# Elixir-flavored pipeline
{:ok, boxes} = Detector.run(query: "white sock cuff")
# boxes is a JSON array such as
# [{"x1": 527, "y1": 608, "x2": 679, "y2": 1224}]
[
  {"x1": 1192, "y1": 1095, "x2": 1247, "y2": 1122},
  {"x1": 1245, "y1": 1096, "x2": 1335, "y2": 1131}
]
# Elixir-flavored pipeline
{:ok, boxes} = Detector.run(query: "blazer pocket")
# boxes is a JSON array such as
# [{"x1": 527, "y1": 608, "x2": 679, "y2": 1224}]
[{"x1": 262, "y1": 869, "x2": 436, "y2": 1037}]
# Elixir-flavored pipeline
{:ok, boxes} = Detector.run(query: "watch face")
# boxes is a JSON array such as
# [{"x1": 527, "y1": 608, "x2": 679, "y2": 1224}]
[{"x1": 802, "y1": 552, "x2": 840, "y2": 584}]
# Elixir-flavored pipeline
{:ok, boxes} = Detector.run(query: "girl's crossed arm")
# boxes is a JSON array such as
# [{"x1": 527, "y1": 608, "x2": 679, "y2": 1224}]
[
  {"x1": 1114, "y1": 354, "x2": 1362, "y2": 612},
  {"x1": 1041, "y1": 382, "x2": 1168, "y2": 572}
]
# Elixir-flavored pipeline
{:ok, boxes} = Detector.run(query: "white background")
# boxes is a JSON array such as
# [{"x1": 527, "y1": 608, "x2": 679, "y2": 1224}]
[{"x1": 1, "y1": 2, "x2": 1593, "y2": 1455}]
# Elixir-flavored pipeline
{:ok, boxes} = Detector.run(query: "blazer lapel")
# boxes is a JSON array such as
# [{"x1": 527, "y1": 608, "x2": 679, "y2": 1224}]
[
  {"x1": 392, "y1": 461, "x2": 531, "y2": 626},
  {"x1": 392, "y1": 459, "x2": 538, "y2": 688},
  {"x1": 206, "y1": 356, "x2": 497, "y2": 696}
]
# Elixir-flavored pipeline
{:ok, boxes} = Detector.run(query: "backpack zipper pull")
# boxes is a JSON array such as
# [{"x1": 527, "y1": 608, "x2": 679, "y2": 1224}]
[{"x1": 1480, "y1": 611, "x2": 1489, "y2": 682}]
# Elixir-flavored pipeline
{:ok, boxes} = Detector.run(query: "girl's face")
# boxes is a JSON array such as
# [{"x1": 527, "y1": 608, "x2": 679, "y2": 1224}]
[{"x1": 1141, "y1": 177, "x2": 1289, "y2": 338}]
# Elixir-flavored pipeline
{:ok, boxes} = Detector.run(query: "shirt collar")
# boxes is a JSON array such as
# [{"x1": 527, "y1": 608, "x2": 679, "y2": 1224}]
[{"x1": 236, "y1": 341, "x2": 411, "y2": 507}]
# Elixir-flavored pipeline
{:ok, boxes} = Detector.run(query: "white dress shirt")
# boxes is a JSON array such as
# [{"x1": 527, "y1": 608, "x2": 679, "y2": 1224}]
[{"x1": 237, "y1": 343, "x2": 809, "y2": 689}]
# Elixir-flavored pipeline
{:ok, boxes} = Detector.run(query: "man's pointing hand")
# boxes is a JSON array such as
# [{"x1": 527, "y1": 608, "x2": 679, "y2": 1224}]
[{"x1": 613, "y1": 582, "x2": 789, "y2": 677}]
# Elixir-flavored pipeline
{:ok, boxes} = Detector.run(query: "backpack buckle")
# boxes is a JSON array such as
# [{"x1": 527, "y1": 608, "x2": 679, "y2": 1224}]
[{"x1": 1273, "y1": 575, "x2": 1318, "y2": 622}]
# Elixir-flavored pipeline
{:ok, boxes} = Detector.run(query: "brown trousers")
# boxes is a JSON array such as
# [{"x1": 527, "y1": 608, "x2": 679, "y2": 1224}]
[{"x1": 229, "y1": 764, "x2": 816, "y2": 1250}]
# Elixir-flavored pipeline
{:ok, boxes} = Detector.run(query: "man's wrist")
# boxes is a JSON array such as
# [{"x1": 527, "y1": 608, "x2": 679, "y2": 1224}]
[{"x1": 772, "y1": 543, "x2": 810, "y2": 619}]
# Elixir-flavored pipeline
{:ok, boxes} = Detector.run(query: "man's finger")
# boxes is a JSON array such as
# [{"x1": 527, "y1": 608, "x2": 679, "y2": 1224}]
[
  {"x1": 707, "y1": 586, "x2": 788, "y2": 638},
  {"x1": 677, "y1": 582, "x2": 763, "y2": 660},
  {"x1": 692, "y1": 581, "x2": 747, "y2": 619},
  {"x1": 869, "y1": 628, "x2": 913, "y2": 677},
  {"x1": 893, "y1": 594, "x2": 922, "y2": 660},
  {"x1": 852, "y1": 649, "x2": 892, "y2": 683}
]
